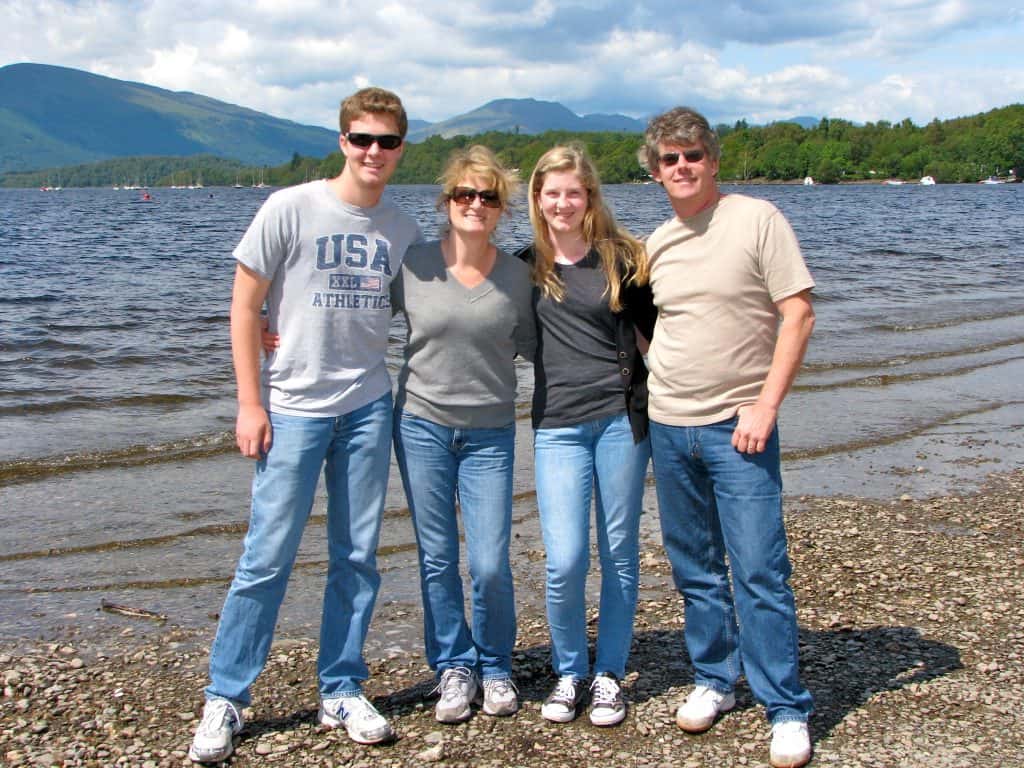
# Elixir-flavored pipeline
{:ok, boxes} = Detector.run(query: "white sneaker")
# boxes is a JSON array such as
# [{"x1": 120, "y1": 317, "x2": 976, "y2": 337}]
[
  {"x1": 188, "y1": 698, "x2": 243, "y2": 764},
  {"x1": 675, "y1": 685, "x2": 736, "y2": 732},
  {"x1": 589, "y1": 674, "x2": 627, "y2": 726},
  {"x1": 318, "y1": 694, "x2": 394, "y2": 745},
  {"x1": 541, "y1": 676, "x2": 586, "y2": 723},
  {"x1": 770, "y1": 720, "x2": 812, "y2": 768},
  {"x1": 433, "y1": 666, "x2": 479, "y2": 723},
  {"x1": 482, "y1": 677, "x2": 519, "y2": 716}
]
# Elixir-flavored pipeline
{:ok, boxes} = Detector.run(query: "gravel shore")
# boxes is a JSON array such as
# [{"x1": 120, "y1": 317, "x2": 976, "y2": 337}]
[{"x1": 3, "y1": 468, "x2": 1022, "y2": 767}]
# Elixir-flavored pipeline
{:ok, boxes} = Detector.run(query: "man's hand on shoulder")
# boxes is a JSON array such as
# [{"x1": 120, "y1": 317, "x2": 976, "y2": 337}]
[
  {"x1": 732, "y1": 402, "x2": 777, "y2": 454},
  {"x1": 236, "y1": 403, "x2": 272, "y2": 458}
]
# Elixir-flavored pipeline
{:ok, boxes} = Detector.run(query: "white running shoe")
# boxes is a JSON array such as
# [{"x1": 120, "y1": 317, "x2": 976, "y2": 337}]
[
  {"x1": 482, "y1": 677, "x2": 519, "y2": 716},
  {"x1": 188, "y1": 698, "x2": 243, "y2": 764},
  {"x1": 675, "y1": 685, "x2": 736, "y2": 732},
  {"x1": 769, "y1": 720, "x2": 812, "y2": 768},
  {"x1": 433, "y1": 666, "x2": 479, "y2": 723},
  {"x1": 318, "y1": 693, "x2": 394, "y2": 745}
]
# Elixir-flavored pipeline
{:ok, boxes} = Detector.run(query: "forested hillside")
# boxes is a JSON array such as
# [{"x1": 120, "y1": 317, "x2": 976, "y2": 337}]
[{"x1": 4, "y1": 104, "x2": 1021, "y2": 187}]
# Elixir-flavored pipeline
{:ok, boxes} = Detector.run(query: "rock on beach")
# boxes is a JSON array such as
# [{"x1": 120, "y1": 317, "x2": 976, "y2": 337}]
[{"x1": 2, "y1": 470, "x2": 1022, "y2": 767}]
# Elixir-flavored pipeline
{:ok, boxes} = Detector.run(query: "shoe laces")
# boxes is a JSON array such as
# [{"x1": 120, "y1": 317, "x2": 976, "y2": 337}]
[
  {"x1": 484, "y1": 677, "x2": 518, "y2": 698},
  {"x1": 340, "y1": 695, "x2": 380, "y2": 724},
  {"x1": 433, "y1": 666, "x2": 475, "y2": 700},
  {"x1": 551, "y1": 675, "x2": 578, "y2": 701},
  {"x1": 196, "y1": 699, "x2": 239, "y2": 737},
  {"x1": 590, "y1": 675, "x2": 621, "y2": 706}
]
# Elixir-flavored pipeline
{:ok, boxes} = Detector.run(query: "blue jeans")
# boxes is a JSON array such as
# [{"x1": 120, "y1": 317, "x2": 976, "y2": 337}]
[
  {"x1": 206, "y1": 392, "x2": 392, "y2": 706},
  {"x1": 649, "y1": 417, "x2": 813, "y2": 724},
  {"x1": 394, "y1": 411, "x2": 516, "y2": 680},
  {"x1": 534, "y1": 411, "x2": 650, "y2": 680}
]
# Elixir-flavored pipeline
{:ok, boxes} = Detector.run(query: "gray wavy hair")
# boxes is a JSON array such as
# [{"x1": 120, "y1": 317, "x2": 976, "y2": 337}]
[{"x1": 638, "y1": 106, "x2": 721, "y2": 174}]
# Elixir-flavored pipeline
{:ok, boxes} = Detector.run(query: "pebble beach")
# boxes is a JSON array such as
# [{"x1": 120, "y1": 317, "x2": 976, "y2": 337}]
[{"x1": 3, "y1": 467, "x2": 1022, "y2": 768}]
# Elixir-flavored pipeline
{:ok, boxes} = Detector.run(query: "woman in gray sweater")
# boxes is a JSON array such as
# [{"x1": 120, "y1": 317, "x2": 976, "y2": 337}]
[{"x1": 391, "y1": 146, "x2": 536, "y2": 724}]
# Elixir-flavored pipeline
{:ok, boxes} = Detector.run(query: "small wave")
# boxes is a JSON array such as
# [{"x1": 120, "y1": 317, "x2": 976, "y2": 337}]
[
  {"x1": 0, "y1": 392, "x2": 209, "y2": 417},
  {"x1": 796, "y1": 353, "x2": 1024, "y2": 392},
  {"x1": 800, "y1": 336, "x2": 1024, "y2": 373},
  {"x1": 866, "y1": 308, "x2": 1024, "y2": 333},
  {"x1": 0, "y1": 431, "x2": 235, "y2": 484}
]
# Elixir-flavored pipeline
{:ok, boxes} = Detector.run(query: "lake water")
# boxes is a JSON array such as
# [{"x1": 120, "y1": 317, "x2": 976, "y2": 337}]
[{"x1": 2, "y1": 182, "x2": 1023, "y2": 651}]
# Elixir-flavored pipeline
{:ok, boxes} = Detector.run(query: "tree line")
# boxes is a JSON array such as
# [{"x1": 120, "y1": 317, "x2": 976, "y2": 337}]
[{"x1": 3, "y1": 104, "x2": 1021, "y2": 188}]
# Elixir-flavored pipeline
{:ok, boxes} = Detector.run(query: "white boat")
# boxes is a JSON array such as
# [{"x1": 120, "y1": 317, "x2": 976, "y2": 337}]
[
  {"x1": 920, "y1": 176, "x2": 936, "y2": 185},
  {"x1": 803, "y1": 176, "x2": 814, "y2": 186},
  {"x1": 979, "y1": 176, "x2": 1005, "y2": 185},
  {"x1": 883, "y1": 179, "x2": 905, "y2": 186}
]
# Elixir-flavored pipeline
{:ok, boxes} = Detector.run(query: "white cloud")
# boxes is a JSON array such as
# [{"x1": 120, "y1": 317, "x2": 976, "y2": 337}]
[{"x1": 0, "y1": 0, "x2": 1021, "y2": 127}]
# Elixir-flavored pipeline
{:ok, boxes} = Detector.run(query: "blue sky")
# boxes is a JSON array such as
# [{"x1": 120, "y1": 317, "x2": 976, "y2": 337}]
[{"x1": 3, "y1": 0, "x2": 1023, "y2": 129}]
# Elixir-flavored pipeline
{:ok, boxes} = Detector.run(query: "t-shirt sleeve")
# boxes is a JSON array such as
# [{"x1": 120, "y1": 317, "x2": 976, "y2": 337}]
[
  {"x1": 758, "y1": 208, "x2": 815, "y2": 303},
  {"x1": 232, "y1": 194, "x2": 292, "y2": 280}
]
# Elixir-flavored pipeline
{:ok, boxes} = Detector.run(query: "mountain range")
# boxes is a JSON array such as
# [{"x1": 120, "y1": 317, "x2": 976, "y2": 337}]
[{"x1": 1, "y1": 63, "x2": 818, "y2": 174}]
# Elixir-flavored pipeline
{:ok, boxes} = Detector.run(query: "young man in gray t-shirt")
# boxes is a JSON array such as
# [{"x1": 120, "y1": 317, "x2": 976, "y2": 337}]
[{"x1": 189, "y1": 88, "x2": 421, "y2": 764}]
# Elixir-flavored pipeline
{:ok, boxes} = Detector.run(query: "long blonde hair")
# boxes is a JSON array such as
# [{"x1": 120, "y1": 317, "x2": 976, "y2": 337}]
[{"x1": 527, "y1": 144, "x2": 647, "y2": 312}]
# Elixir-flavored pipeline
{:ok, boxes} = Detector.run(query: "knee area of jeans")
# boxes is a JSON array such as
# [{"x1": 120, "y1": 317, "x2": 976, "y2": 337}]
[{"x1": 232, "y1": 562, "x2": 291, "y2": 588}]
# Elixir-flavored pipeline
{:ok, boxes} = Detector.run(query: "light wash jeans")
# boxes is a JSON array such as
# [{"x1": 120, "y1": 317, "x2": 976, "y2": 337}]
[
  {"x1": 205, "y1": 392, "x2": 392, "y2": 706},
  {"x1": 649, "y1": 416, "x2": 813, "y2": 724},
  {"x1": 394, "y1": 410, "x2": 516, "y2": 681},
  {"x1": 534, "y1": 411, "x2": 650, "y2": 680}
]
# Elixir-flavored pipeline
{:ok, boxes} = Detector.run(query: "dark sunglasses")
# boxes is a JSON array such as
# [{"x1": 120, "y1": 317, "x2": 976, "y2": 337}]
[
  {"x1": 449, "y1": 186, "x2": 502, "y2": 208},
  {"x1": 346, "y1": 132, "x2": 403, "y2": 150},
  {"x1": 659, "y1": 149, "x2": 706, "y2": 166}
]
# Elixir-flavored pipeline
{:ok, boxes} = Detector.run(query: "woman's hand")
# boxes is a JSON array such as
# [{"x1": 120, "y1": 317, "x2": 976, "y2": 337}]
[{"x1": 260, "y1": 316, "x2": 281, "y2": 356}]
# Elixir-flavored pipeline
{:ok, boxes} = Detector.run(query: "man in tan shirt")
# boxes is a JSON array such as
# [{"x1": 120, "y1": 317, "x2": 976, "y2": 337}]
[{"x1": 639, "y1": 107, "x2": 815, "y2": 768}]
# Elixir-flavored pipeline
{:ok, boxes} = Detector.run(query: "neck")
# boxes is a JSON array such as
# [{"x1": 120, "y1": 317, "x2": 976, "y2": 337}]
[
  {"x1": 549, "y1": 229, "x2": 589, "y2": 264},
  {"x1": 445, "y1": 229, "x2": 494, "y2": 266},
  {"x1": 672, "y1": 188, "x2": 720, "y2": 220},
  {"x1": 329, "y1": 171, "x2": 384, "y2": 209}
]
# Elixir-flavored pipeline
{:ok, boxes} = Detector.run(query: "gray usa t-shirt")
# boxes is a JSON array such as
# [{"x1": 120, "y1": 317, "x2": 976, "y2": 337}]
[{"x1": 234, "y1": 180, "x2": 421, "y2": 417}]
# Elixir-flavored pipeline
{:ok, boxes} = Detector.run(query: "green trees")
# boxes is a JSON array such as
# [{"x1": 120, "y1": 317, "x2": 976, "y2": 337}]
[{"x1": 3, "y1": 104, "x2": 1022, "y2": 187}]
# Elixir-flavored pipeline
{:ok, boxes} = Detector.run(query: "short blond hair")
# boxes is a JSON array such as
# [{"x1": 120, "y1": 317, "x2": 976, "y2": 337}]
[
  {"x1": 339, "y1": 87, "x2": 408, "y2": 137},
  {"x1": 435, "y1": 145, "x2": 520, "y2": 212}
]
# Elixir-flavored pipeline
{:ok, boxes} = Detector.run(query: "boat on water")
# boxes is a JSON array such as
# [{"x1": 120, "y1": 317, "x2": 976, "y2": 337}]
[
  {"x1": 920, "y1": 176, "x2": 936, "y2": 185},
  {"x1": 883, "y1": 179, "x2": 906, "y2": 186},
  {"x1": 803, "y1": 176, "x2": 814, "y2": 186},
  {"x1": 979, "y1": 176, "x2": 1006, "y2": 184}
]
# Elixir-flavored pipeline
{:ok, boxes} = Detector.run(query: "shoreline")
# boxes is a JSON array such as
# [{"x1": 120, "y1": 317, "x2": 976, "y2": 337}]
[{"x1": 3, "y1": 468, "x2": 1022, "y2": 767}]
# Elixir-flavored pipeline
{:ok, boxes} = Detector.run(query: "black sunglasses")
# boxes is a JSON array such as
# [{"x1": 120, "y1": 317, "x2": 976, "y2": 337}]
[
  {"x1": 659, "y1": 149, "x2": 706, "y2": 166},
  {"x1": 346, "y1": 132, "x2": 403, "y2": 150},
  {"x1": 449, "y1": 186, "x2": 502, "y2": 208}
]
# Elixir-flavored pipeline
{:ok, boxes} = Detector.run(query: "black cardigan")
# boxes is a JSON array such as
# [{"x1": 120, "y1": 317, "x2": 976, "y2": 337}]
[{"x1": 516, "y1": 245, "x2": 657, "y2": 443}]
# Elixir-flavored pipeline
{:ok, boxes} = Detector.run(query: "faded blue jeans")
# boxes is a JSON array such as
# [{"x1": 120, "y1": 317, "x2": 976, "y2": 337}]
[
  {"x1": 394, "y1": 411, "x2": 516, "y2": 681},
  {"x1": 534, "y1": 411, "x2": 650, "y2": 680},
  {"x1": 649, "y1": 416, "x2": 813, "y2": 724},
  {"x1": 206, "y1": 392, "x2": 392, "y2": 706}
]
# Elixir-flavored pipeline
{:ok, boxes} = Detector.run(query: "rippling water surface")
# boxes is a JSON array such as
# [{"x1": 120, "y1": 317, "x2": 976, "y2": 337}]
[{"x1": 2, "y1": 181, "x2": 1023, "y2": 646}]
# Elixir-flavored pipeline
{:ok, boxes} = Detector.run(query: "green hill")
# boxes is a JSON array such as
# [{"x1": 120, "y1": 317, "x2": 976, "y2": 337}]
[{"x1": 0, "y1": 63, "x2": 339, "y2": 173}]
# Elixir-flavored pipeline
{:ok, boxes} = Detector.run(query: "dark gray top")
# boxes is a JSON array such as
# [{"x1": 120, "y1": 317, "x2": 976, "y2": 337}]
[{"x1": 532, "y1": 251, "x2": 623, "y2": 429}]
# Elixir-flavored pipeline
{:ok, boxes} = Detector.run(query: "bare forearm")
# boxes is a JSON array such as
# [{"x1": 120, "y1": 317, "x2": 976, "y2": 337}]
[{"x1": 231, "y1": 304, "x2": 264, "y2": 407}]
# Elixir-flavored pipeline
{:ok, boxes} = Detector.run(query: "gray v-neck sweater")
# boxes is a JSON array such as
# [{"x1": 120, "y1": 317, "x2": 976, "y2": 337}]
[{"x1": 391, "y1": 240, "x2": 536, "y2": 428}]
